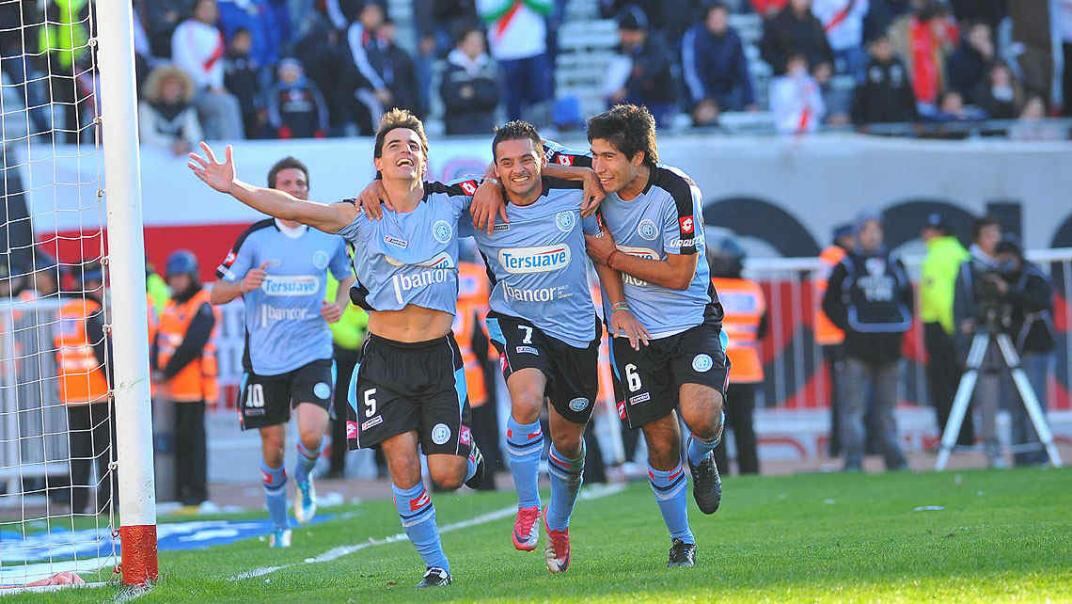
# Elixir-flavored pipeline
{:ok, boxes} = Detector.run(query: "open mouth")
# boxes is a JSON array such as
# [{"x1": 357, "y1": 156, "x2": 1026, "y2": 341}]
[{"x1": 396, "y1": 158, "x2": 414, "y2": 168}]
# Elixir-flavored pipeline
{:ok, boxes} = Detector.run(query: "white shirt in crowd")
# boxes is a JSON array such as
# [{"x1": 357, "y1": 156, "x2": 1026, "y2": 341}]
[
  {"x1": 171, "y1": 19, "x2": 226, "y2": 90},
  {"x1": 476, "y1": 0, "x2": 548, "y2": 61},
  {"x1": 770, "y1": 72, "x2": 826, "y2": 134},
  {"x1": 811, "y1": 0, "x2": 870, "y2": 51}
]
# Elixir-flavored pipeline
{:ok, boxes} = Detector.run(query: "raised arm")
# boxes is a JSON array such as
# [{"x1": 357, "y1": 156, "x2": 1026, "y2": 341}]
[{"x1": 188, "y1": 142, "x2": 358, "y2": 233}]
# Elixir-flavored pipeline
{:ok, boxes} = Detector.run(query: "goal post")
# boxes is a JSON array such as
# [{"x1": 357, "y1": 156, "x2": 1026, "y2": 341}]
[{"x1": 96, "y1": 0, "x2": 157, "y2": 587}]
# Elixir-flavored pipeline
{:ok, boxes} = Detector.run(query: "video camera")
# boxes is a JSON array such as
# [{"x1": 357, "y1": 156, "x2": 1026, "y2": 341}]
[{"x1": 972, "y1": 262, "x2": 1016, "y2": 330}]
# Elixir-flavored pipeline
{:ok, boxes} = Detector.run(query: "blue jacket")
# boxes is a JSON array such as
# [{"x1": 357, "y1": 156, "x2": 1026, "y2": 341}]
[{"x1": 681, "y1": 24, "x2": 754, "y2": 107}]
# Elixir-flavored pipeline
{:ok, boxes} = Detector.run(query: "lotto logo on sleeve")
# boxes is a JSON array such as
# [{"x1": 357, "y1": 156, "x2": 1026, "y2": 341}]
[
  {"x1": 460, "y1": 180, "x2": 479, "y2": 196},
  {"x1": 346, "y1": 420, "x2": 358, "y2": 440},
  {"x1": 556, "y1": 154, "x2": 574, "y2": 166},
  {"x1": 679, "y1": 216, "x2": 695, "y2": 235}
]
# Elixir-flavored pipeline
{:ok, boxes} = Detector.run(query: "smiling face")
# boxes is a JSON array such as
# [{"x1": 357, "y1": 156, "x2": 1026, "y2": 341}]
[
  {"x1": 375, "y1": 128, "x2": 426, "y2": 181},
  {"x1": 494, "y1": 137, "x2": 543, "y2": 203},
  {"x1": 273, "y1": 167, "x2": 309, "y2": 200},
  {"x1": 590, "y1": 137, "x2": 644, "y2": 196}
]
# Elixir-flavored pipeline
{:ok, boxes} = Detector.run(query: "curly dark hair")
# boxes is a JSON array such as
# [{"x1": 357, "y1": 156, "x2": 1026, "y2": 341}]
[
  {"x1": 492, "y1": 120, "x2": 543, "y2": 161},
  {"x1": 267, "y1": 156, "x2": 309, "y2": 189},
  {"x1": 586, "y1": 104, "x2": 659, "y2": 167},
  {"x1": 373, "y1": 108, "x2": 429, "y2": 161}
]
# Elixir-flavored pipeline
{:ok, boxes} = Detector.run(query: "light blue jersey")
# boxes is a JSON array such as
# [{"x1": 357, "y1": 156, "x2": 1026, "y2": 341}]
[
  {"x1": 597, "y1": 165, "x2": 713, "y2": 337},
  {"x1": 335, "y1": 181, "x2": 475, "y2": 314},
  {"x1": 217, "y1": 219, "x2": 352, "y2": 376},
  {"x1": 472, "y1": 178, "x2": 601, "y2": 348}
]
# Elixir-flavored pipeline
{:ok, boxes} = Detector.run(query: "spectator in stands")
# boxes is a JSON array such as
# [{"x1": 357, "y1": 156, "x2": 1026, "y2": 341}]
[
  {"x1": 682, "y1": 2, "x2": 756, "y2": 126},
  {"x1": 889, "y1": 1, "x2": 956, "y2": 110},
  {"x1": 294, "y1": 18, "x2": 351, "y2": 135},
  {"x1": 851, "y1": 32, "x2": 917, "y2": 126},
  {"x1": 217, "y1": 0, "x2": 284, "y2": 72},
  {"x1": 946, "y1": 22, "x2": 995, "y2": 106},
  {"x1": 138, "y1": 65, "x2": 203, "y2": 156},
  {"x1": 171, "y1": 0, "x2": 245, "y2": 140},
  {"x1": 759, "y1": 0, "x2": 834, "y2": 77},
  {"x1": 0, "y1": 0, "x2": 47, "y2": 134},
  {"x1": 478, "y1": 0, "x2": 554, "y2": 124},
  {"x1": 949, "y1": 0, "x2": 1005, "y2": 31},
  {"x1": 414, "y1": 0, "x2": 479, "y2": 114},
  {"x1": 1061, "y1": 4, "x2": 1072, "y2": 117},
  {"x1": 1010, "y1": 96, "x2": 1066, "y2": 141},
  {"x1": 927, "y1": 90, "x2": 986, "y2": 122},
  {"x1": 974, "y1": 61, "x2": 1023, "y2": 120},
  {"x1": 606, "y1": 6, "x2": 679, "y2": 128},
  {"x1": 750, "y1": 0, "x2": 788, "y2": 19},
  {"x1": 223, "y1": 28, "x2": 265, "y2": 139},
  {"x1": 822, "y1": 212, "x2": 912, "y2": 472},
  {"x1": 811, "y1": 0, "x2": 870, "y2": 82},
  {"x1": 267, "y1": 58, "x2": 328, "y2": 139},
  {"x1": 598, "y1": 0, "x2": 704, "y2": 49},
  {"x1": 346, "y1": 2, "x2": 392, "y2": 134},
  {"x1": 377, "y1": 19, "x2": 424, "y2": 117},
  {"x1": 441, "y1": 25, "x2": 500, "y2": 135},
  {"x1": 770, "y1": 52, "x2": 825, "y2": 133},
  {"x1": 143, "y1": 0, "x2": 195, "y2": 58},
  {"x1": 919, "y1": 213, "x2": 972, "y2": 449},
  {"x1": 993, "y1": 238, "x2": 1055, "y2": 467}
]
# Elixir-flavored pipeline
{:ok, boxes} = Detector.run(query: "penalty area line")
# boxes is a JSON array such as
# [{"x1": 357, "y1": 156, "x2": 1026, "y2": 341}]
[{"x1": 230, "y1": 483, "x2": 627, "y2": 582}]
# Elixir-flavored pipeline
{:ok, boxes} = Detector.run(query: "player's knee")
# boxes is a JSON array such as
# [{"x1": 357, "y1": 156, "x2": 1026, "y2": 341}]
[
  {"x1": 429, "y1": 466, "x2": 464, "y2": 491},
  {"x1": 511, "y1": 392, "x2": 543, "y2": 424},
  {"x1": 298, "y1": 430, "x2": 323, "y2": 452},
  {"x1": 553, "y1": 434, "x2": 583, "y2": 458}
]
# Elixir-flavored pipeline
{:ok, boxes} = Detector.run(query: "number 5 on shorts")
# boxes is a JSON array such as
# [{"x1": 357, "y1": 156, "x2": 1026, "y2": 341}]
[
  {"x1": 625, "y1": 364, "x2": 642, "y2": 392},
  {"x1": 364, "y1": 388, "x2": 377, "y2": 418}
]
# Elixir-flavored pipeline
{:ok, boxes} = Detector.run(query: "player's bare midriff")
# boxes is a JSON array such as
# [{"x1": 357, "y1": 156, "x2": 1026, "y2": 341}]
[{"x1": 368, "y1": 305, "x2": 454, "y2": 342}]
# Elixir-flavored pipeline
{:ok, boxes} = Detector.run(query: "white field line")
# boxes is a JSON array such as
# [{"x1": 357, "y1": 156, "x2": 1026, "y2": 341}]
[{"x1": 230, "y1": 483, "x2": 627, "y2": 582}]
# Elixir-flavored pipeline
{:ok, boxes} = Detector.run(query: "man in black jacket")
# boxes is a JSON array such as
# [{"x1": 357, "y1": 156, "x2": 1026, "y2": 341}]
[
  {"x1": 852, "y1": 33, "x2": 917, "y2": 126},
  {"x1": 608, "y1": 7, "x2": 679, "y2": 128},
  {"x1": 822, "y1": 212, "x2": 912, "y2": 471},
  {"x1": 993, "y1": 238, "x2": 1055, "y2": 466},
  {"x1": 440, "y1": 25, "x2": 500, "y2": 135},
  {"x1": 760, "y1": 0, "x2": 834, "y2": 76}
]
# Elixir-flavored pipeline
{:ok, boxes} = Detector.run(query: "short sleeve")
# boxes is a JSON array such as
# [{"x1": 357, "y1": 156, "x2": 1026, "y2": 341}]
[
  {"x1": 328, "y1": 237, "x2": 353, "y2": 280},
  {"x1": 581, "y1": 213, "x2": 601, "y2": 236},
  {"x1": 335, "y1": 200, "x2": 364, "y2": 242},
  {"x1": 542, "y1": 139, "x2": 592, "y2": 168},
  {"x1": 457, "y1": 210, "x2": 476, "y2": 239},
  {"x1": 216, "y1": 230, "x2": 255, "y2": 282},
  {"x1": 658, "y1": 170, "x2": 700, "y2": 256}
]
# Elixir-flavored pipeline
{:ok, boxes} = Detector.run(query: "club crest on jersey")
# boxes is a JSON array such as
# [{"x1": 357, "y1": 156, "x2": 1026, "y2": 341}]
[
  {"x1": 431, "y1": 423, "x2": 452, "y2": 445},
  {"x1": 637, "y1": 218, "x2": 659, "y2": 241},
  {"x1": 679, "y1": 216, "x2": 695, "y2": 235},
  {"x1": 499, "y1": 245, "x2": 571, "y2": 274},
  {"x1": 312, "y1": 250, "x2": 330, "y2": 270},
  {"x1": 569, "y1": 397, "x2": 590, "y2": 412},
  {"x1": 555, "y1": 211, "x2": 576, "y2": 232},
  {"x1": 432, "y1": 220, "x2": 453, "y2": 244},
  {"x1": 692, "y1": 354, "x2": 714, "y2": 373}
]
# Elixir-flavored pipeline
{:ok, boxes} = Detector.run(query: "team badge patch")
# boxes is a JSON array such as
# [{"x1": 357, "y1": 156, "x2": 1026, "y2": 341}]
[
  {"x1": 431, "y1": 423, "x2": 452, "y2": 445},
  {"x1": 312, "y1": 250, "x2": 330, "y2": 270},
  {"x1": 692, "y1": 354, "x2": 714, "y2": 373},
  {"x1": 313, "y1": 382, "x2": 331, "y2": 400},
  {"x1": 432, "y1": 220, "x2": 453, "y2": 244},
  {"x1": 555, "y1": 211, "x2": 576, "y2": 233},
  {"x1": 637, "y1": 218, "x2": 658, "y2": 241},
  {"x1": 569, "y1": 397, "x2": 590, "y2": 412}
]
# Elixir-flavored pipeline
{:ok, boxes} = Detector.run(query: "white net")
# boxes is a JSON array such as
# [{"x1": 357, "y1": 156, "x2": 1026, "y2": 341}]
[{"x1": 0, "y1": 0, "x2": 118, "y2": 588}]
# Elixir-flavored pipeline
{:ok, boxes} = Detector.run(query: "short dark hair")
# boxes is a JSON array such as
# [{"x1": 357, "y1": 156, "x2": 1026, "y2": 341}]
[
  {"x1": 586, "y1": 104, "x2": 659, "y2": 167},
  {"x1": 972, "y1": 215, "x2": 1001, "y2": 241},
  {"x1": 373, "y1": 108, "x2": 429, "y2": 160},
  {"x1": 492, "y1": 120, "x2": 542, "y2": 161},
  {"x1": 453, "y1": 23, "x2": 483, "y2": 46},
  {"x1": 703, "y1": 1, "x2": 728, "y2": 20},
  {"x1": 267, "y1": 156, "x2": 309, "y2": 189}
]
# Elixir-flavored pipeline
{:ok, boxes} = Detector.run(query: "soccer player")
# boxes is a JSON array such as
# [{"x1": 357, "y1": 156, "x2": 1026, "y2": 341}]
[
  {"x1": 208, "y1": 157, "x2": 354, "y2": 548},
  {"x1": 478, "y1": 121, "x2": 646, "y2": 572},
  {"x1": 188, "y1": 109, "x2": 485, "y2": 588},
  {"x1": 476, "y1": 105, "x2": 728, "y2": 568}
]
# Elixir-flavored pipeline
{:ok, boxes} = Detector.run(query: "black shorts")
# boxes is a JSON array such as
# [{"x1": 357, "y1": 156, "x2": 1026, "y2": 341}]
[
  {"x1": 610, "y1": 310, "x2": 730, "y2": 429},
  {"x1": 487, "y1": 311, "x2": 601, "y2": 425},
  {"x1": 239, "y1": 358, "x2": 335, "y2": 430},
  {"x1": 346, "y1": 334, "x2": 473, "y2": 457}
]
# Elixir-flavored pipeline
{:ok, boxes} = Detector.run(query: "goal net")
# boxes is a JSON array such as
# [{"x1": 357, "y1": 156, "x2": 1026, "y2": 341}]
[{"x1": 0, "y1": 0, "x2": 155, "y2": 590}]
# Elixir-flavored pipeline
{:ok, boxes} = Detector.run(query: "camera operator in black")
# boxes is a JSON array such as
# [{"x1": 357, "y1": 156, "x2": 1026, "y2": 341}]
[
  {"x1": 952, "y1": 216, "x2": 1006, "y2": 467},
  {"x1": 822, "y1": 212, "x2": 912, "y2": 472},
  {"x1": 993, "y1": 238, "x2": 1056, "y2": 466}
]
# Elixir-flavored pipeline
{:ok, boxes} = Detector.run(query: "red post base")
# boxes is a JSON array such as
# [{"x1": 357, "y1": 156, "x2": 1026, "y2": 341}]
[{"x1": 119, "y1": 525, "x2": 158, "y2": 586}]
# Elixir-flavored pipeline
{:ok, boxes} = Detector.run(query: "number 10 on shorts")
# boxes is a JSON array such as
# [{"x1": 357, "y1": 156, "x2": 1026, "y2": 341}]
[{"x1": 246, "y1": 384, "x2": 265, "y2": 408}]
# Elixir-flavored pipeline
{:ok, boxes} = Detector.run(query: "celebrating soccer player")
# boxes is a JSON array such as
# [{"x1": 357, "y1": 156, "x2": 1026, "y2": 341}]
[
  {"x1": 208, "y1": 157, "x2": 353, "y2": 548},
  {"x1": 189, "y1": 109, "x2": 486, "y2": 588}
]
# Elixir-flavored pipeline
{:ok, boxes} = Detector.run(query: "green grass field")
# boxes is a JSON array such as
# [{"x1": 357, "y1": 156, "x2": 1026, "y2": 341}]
[{"x1": 12, "y1": 468, "x2": 1072, "y2": 602}]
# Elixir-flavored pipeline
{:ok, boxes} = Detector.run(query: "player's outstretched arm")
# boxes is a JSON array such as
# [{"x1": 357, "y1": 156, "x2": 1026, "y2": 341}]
[{"x1": 188, "y1": 142, "x2": 357, "y2": 233}]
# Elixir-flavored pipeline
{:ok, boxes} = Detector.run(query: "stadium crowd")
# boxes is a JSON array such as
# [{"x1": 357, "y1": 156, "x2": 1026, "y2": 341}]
[{"x1": 2, "y1": 0, "x2": 1067, "y2": 143}]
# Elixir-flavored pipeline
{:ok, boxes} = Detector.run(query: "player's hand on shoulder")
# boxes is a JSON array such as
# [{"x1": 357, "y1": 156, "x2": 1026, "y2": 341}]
[
  {"x1": 187, "y1": 142, "x2": 237, "y2": 194},
  {"x1": 320, "y1": 301, "x2": 344, "y2": 323},
  {"x1": 241, "y1": 261, "x2": 270, "y2": 293},
  {"x1": 580, "y1": 169, "x2": 606, "y2": 217},
  {"x1": 611, "y1": 307, "x2": 650, "y2": 351},
  {"x1": 355, "y1": 179, "x2": 391, "y2": 220},
  {"x1": 471, "y1": 178, "x2": 508, "y2": 235}
]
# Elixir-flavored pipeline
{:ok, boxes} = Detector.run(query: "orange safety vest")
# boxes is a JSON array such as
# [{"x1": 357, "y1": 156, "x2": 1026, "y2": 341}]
[
  {"x1": 156, "y1": 289, "x2": 220, "y2": 403},
  {"x1": 54, "y1": 298, "x2": 110, "y2": 405},
  {"x1": 814, "y1": 245, "x2": 846, "y2": 346},
  {"x1": 147, "y1": 293, "x2": 159, "y2": 398},
  {"x1": 454, "y1": 263, "x2": 490, "y2": 407},
  {"x1": 712, "y1": 277, "x2": 766, "y2": 384}
]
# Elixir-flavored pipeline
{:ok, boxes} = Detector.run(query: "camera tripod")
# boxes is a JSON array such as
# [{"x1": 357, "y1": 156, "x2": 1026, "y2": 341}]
[{"x1": 935, "y1": 327, "x2": 1063, "y2": 470}]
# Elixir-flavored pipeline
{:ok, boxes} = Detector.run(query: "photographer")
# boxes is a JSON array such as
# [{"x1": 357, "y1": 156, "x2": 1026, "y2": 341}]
[
  {"x1": 952, "y1": 216, "x2": 1006, "y2": 467},
  {"x1": 994, "y1": 238, "x2": 1055, "y2": 467}
]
